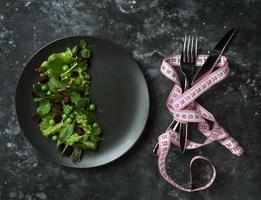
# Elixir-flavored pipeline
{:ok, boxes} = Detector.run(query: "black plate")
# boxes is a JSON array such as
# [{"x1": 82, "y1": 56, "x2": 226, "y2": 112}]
[{"x1": 15, "y1": 36, "x2": 149, "y2": 168}]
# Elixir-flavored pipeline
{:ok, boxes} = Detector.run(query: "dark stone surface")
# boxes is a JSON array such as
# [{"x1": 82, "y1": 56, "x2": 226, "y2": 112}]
[{"x1": 0, "y1": 0, "x2": 260, "y2": 199}]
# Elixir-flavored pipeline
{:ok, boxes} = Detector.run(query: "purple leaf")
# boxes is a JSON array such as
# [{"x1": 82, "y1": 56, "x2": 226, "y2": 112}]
[
  {"x1": 57, "y1": 88, "x2": 66, "y2": 93},
  {"x1": 71, "y1": 71, "x2": 79, "y2": 77},
  {"x1": 53, "y1": 101, "x2": 62, "y2": 111},
  {"x1": 32, "y1": 90, "x2": 38, "y2": 97},
  {"x1": 63, "y1": 96, "x2": 71, "y2": 105},
  {"x1": 32, "y1": 114, "x2": 42, "y2": 123},
  {"x1": 54, "y1": 115, "x2": 62, "y2": 123},
  {"x1": 38, "y1": 76, "x2": 49, "y2": 84},
  {"x1": 75, "y1": 127, "x2": 84, "y2": 135},
  {"x1": 78, "y1": 90, "x2": 84, "y2": 97},
  {"x1": 63, "y1": 146, "x2": 74, "y2": 156},
  {"x1": 35, "y1": 66, "x2": 44, "y2": 73}
]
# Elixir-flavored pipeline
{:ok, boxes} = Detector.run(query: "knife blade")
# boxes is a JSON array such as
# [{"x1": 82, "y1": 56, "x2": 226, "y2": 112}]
[{"x1": 192, "y1": 27, "x2": 238, "y2": 84}]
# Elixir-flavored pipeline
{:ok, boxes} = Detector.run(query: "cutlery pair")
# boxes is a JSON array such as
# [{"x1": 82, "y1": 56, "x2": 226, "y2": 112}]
[
  {"x1": 179, "y1": 28, "x2": 238, "y2": 152},
  {"x1": 153, "y1": 27, "x2": 238, "y2": 154}
]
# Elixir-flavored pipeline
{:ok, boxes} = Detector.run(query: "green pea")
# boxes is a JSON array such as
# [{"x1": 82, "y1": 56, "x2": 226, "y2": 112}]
[
  {"x1": 66, "y1": 118, "x2": 72, "y2": 124},
  {"x1": 75, "y1": 78, "x2": 82, "y2": 85},
  {"x1": 89, "y1": 103, "x2": 96, "y2": 111},
  {"x1": 49, "y1": 119, "x2": 55, "y2": 126},
  {"x1": 41, "y1": 84, "x2": 48, "y2": 91},
  {"x1": 51, "y1": 135, "x2": 58, "y2": 142},
  {"x1": 62, "y1": 65, "x2": 69, "y2": 72},
  {"x1": 47, "y1": 90, "x2": 52, "y2": 95},
  {"x1": 93, "y1": 123, "x2": 98, "y2": 128},
  {"x1": 69, "y1": 106, "x2": 73, "y2": 111},
  {"x1": 69, "y1": 114, "x2": 74, "y2": 119},
  {"x1": 62, "y1": 114, "x2": 68, "y2": 120}
]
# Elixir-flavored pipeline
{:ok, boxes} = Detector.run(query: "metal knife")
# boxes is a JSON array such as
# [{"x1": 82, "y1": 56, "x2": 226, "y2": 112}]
[{"x1": 192, "y1": 27, "x2": 238, "y2": 85}]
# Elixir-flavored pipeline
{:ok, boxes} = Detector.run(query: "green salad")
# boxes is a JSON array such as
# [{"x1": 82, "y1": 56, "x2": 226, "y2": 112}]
[{"x1": 32, "y1": 39, "x2": 102, "y2": 164}]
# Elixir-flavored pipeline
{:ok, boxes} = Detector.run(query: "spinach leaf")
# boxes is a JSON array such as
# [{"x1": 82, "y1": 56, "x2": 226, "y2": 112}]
[
  {"x1": 57, "y1": 121, "x2": 75, "y2": 146},
  {"x1": 72, "y1": 46, "x2": 78, "y2": 56},
  {"x1": 80, "y1": 49, "x2": 91, "y2": 58},
  {"x1": 63, "y1": 105, "x2": 71, "y2": 115},
  {"x1": 92, "y1": 126, "x2": 102, "y2": 136},
  {"x1": 66, "y1": 134, "x2": 82, "y2": 145},
  {"x1": 85, "y1": 112, "x2": 96, "y2": 124},
  {"x1": 34, "y1": 93, "x2": 62, "y2": 102},
  {"x1": 47, "y1": 76, "x2": 65, "y2": 91},
  {"x1": 78, "y1": 61, "x2": 87, "y2": 71},
  {"x1": 71, "y1": 145, "x2": 82, "y2": 164},
  {"x1": 33, "y1": 97, "x2": 46, "y2": 102},
  {"x1": 37, "y1": 99, "x2": 51, "y2": 116},
  {"x1": 70, "y1": 91, "x2": 81, "y2": 105},
  {"x1": 89, "y1": 135, "x2": 101, "y2": 143},
  {"x1": 79, "y1": 39, "x2": 86, "y2": 49},
  {"x1": 76, "y1": 97, "x2": 89, "y2": 108},
  {"x1": 33, "y1": 83, "x2": 46, "y2": 97}
]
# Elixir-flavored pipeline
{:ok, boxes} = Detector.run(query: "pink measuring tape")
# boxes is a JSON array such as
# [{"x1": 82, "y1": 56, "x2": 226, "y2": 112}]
[{"x1": 156, "y1": 54, "x2": 244, "y2": 192}]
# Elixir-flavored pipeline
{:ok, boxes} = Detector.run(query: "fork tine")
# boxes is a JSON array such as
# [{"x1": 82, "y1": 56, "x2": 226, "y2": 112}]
[
  {"x1": 182, "y1": 35, "x2": 187, "y2": 63},
  {"x1": 190, "y1": 36, "x2": 194, "y2": 63},
  {"x1": 186, "y1": 35, "x2": 191, "y2": 63}
]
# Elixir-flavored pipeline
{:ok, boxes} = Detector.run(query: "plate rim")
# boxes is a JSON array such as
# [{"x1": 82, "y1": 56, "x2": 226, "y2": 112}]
[{"x1": 15, "y1": 35, "x2": 150, "y2": 168}]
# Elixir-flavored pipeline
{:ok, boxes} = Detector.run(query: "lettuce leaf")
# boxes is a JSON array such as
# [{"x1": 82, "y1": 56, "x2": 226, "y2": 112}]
[
  {"x1": 79, "y1": 141, "x2": 97, "y2": 150},
  {"x1": 40, "y1": 121, "x2": 63, "y2": 137}
]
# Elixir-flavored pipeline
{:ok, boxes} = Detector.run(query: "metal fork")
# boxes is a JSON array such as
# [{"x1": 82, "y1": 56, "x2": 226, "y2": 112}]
[
  {"x1": 179, "y1": 35, "x2": 198, "y2": 153},
  {"x1": 152, "y1": 35, "x2": 198, "y2": 155}
]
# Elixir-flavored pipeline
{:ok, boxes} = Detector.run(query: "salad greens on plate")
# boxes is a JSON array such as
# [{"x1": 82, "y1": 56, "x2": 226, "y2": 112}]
[{"x1": 32, "y1": 39, "x2": 102, "y2": 164}]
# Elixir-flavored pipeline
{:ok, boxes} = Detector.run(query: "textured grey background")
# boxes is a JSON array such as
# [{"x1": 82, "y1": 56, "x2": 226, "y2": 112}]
[{"x1": 0, "y1": 0, "x2": 261, "y2": 199}]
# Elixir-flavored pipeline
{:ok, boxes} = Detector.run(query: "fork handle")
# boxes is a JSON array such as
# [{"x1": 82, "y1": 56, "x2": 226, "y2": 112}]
[
  {"x1": 179, "y1": 121, "x2": 188, "y2": 153},
  {"x1": 179, "y1": 78, "x2": 189, "y2": 153}
]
